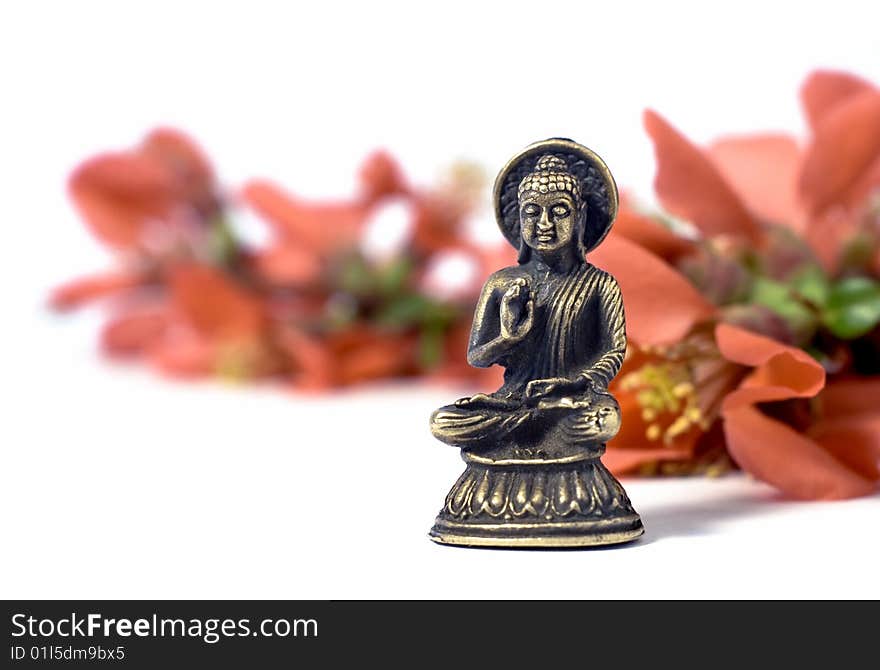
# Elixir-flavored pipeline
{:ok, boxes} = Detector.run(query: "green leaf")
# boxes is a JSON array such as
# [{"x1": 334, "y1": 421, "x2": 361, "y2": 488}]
[
  {"x1": 206, "y1": 215, "x2": 240, "y2": 266},
  {"x1": 750, "y1": 276, "x2": 789, "y2": 308},
  {"x1": 418, "y1": 326, "x2": 445, "y2": 368},
  {"x1": 375, "y1": 294, "x2": 432, "y2": 328},
  {"x1": 822, "y1": 277, "x2": 880, "y2": 339},
  {"x1": 376, "y1": 256, "x2": 413, "y2": 295},
  {"x1": 791, "y1": 265, "x2": 829, "y2": 307},
  {"x1": 838, "y1": 231, "x2": 877, "y2": 273},
  {"x1": 373, "y1": 294, "x2": 457, "y2": 330},
  {"x1": 336, "y1": 254, "x2": 375, "y2": 296},
  {"x1": 323, "y1": 293, "x2": 359, "y2": 329},
  {"x1": 749, "y1": 277, "x2": 818, "y2": 344}
]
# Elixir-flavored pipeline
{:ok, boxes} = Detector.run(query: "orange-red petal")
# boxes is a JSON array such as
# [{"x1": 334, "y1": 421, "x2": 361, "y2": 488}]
[
  {"x1": 799, "y1": 89, "x2": 880, "y2": 215},
  {"x1": 643, "y1": 109, "x2": 760, "y2": 241},
  {"x1": 69, "y1": 153, "x2": 176, "y2": 247},
  {"x1": 168, "y1": 264, "x2": 265, "y2": 339},
  {"x1": 611, "y1": 199, "x2": 695, "y2": 261},
  {"x1": 250, "y1": 244, "x2": 323, "y2": 285},
  {"x1": 809, "y1": 414, "x2": 880, "y2": 481},
  {"x1": 142, "y1": 128, "x2": 214, "y2": 182},
  {"x1": 820, "y1": 378, "x2": 880, "y2": 418},
  {"x1": 603, "y1": 446, "x2": 694, "y2": 475},
  {"x1": 141, "y1": 128, "x2": 216, "y2": 212},
  {"x1": 411, "y1": 193, "x2": 471, "y2": 254},
  {"x1": 335, "y1": 336, "x2": 416, "y2": 385},
  {"x1": 723, "y1": 405, "x2": 875, "y2": 499},
  {"x1": 801, "y1": 69, "x2": 876, "y2": 130},
  {"x1": 274, "y1": 326, "x2": 335, "y2": 391},
  {"x1": 358, "y1": 151, "x2": 408, "y2": 203},
  {"x1": 803, "y1": 207, "x2": 858, "y2": 273},
  {"x1": 49, "y1": 271, "x2": 146, "y2": 311},
  {"x1": 716, "y1": 323, "x2": 826, "y2": 408},
  {"x1": 714, "y1": 324, "x2": 876, "y2": 499},
  {"x1": 709, "y1": 134, "x2": 804, "y2": 230},
  {"x1": 150, "y1": 334, "x2": 215, "y2": 378},
  {"x1": 100, "y1": 311, "x2": 168, "y2": 356},
  {"x1": 590, "y1": 234, "x2": 716, "y2": 346},
  {"x1": 241, "y1": 180, "x2": 367, "y2": 256}
]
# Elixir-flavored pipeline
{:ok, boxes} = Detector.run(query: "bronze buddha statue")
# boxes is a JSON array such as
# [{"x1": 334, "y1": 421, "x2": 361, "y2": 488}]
[{"x1": 429, "y1": 138, "x2": 644, "y2": 548}]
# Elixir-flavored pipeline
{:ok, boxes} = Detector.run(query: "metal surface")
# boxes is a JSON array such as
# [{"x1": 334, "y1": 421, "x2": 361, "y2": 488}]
[{"x1": 429, "y1": 138, "x2": 643, "y2": 548}]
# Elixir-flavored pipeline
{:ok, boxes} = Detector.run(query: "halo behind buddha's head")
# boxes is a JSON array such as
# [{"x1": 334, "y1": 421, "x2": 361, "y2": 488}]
[{"x1": 494, "y1": 138, "x2": 618, "y2": 259}]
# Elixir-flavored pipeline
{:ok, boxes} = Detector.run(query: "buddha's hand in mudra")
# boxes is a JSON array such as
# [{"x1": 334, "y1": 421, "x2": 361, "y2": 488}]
[
  {"x1": 524, "y1": 376, "x2": 590, "y2": 405},
  {"x1": 499, "y1": 277, "x2": 534, "y2": 343}
]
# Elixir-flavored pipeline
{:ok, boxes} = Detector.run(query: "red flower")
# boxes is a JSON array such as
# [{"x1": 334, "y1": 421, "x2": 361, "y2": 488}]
[
  {"x1": 645, "y1": 71, "x2": 880, "y2": 273},
  {"x1": 594, "y1": 70, "x2": 880, "y2": 499},
  {"x1": 49, "y1": 271, "x2": 150, "y2": 312},
  {"x1": 152, "y1": 264, "x2": 281, "y2": 379},
  {"x1": 69, "y1": 128, "x2": 218, "y2": 249},
  {"x1": 598, "y1": 232, "x2": 878, "y2": 498},
  {"x1": 241, "y1": 151, "x2": 410, "y2": 285},
  {"x1": 54, "y1": 129, "x2": 224, "y2": 313},
  {"x1": 718, "y1": 324, "x2": 876, "y2": 499}
]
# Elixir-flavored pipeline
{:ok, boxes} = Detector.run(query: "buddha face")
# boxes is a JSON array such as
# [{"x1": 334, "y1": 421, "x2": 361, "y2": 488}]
[{"x1": 518, "y1": 190, "x2": 579, "y2": 254}]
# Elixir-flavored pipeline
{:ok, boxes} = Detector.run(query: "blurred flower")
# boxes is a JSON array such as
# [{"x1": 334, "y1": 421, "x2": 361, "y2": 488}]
[
  {"x1": 54, "y1": 135, "x2": 501, "y2": 390},
  {"x1": 51, "y1": 128, "x2": 231, "y2": 311},
  {"x1": 51, "y1": 69, "x2": 878, "y2": 500},
  {"x1": 595, "y1": 69, "x2": 880, "y2": 499},
  {"x1": 68, "y1": 127, "x2": 219, "y2": 249}
]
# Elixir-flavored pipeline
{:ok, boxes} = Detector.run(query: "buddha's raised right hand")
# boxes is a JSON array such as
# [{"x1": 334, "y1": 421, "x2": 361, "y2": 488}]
[{"x1": 499, "y1": 278, "x2": 534, "y2": 342}]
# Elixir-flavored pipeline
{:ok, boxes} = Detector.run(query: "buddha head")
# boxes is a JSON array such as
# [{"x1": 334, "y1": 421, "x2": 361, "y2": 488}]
[{"x1": 516, "y1": 154, "x2": 586, "y2": 262}]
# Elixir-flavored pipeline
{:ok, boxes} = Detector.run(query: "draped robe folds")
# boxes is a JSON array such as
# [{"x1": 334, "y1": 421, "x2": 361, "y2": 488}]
[{"x1": 430, "y1": 261, "x2": 627, "y2": 456}]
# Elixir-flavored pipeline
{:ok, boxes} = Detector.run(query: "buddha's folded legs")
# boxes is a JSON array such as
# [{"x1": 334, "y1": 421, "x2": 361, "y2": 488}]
[
  {"x1": 430, "y1": 392, "x2": 621, "y2": 452},
  {"x1": 430, "y1": 404, "x2": 531, "y2": 449},
  {"x1": 552, "y1": 392, "x2": 621, "y2": 446}
]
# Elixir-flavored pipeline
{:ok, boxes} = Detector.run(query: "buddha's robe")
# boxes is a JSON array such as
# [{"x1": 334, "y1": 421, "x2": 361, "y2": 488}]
[{"x1": 431, "y1": 260, "x2": 626, "y2": 452}]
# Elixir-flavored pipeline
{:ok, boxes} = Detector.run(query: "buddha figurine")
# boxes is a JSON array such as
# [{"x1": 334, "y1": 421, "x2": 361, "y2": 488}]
[{"x1": 429, "y1": 138, "x2": 644, "y2": 548}]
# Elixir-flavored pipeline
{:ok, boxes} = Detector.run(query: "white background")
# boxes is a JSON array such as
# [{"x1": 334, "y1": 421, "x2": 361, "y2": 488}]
[{"x1": 1, "y1": 0, "x2": 879, "y2": 599}]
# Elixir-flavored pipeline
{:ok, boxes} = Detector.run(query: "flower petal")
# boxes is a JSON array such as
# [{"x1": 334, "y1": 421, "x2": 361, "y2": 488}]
[
  {"x1": 100, "y1": 311, "x2": 168, "y2": 356},
  {"x1": 715, "y1": 324, "x2": 876, "y2": 498},
  {"x1": 149, "y1": 333, "x2": 215, "y2": 378},
  {"x1": 168, "y1": 264, "x2": 265, "y2": 339},
  {"x1": 250, "y1": 244, "x2": 323, "y2": 284},
  {"x1": 141, "y1": 128, "x2": 217, "y2": 213},
  {"x1": 709, "y1": 134, "x2": 804, "y2": 231},
  {"x1": 241, "y1": 180, "x2": 367, "y2": 255},
  {"x1": 716, "y1": 323, "x2": 826, "y2": 409},
  {"x1": 143, "y1": 128, "x2": 214, "y2": 179},
  {"x1": 643, "y1": 109, "x2": 760, "y2": 241},
  {"x1": 335, "y1": 335, "x2": 417, "y2": 385},
  {"x1": 590, "y1": 234, "x2": 716, "y2": 346},
  {"x1": 799, "y1": 89, "x2": 880, "y2": 215},
  {"x1": 612, "y1": 199, "x2": 695, "y2": 261},
  {"x1": 801, "y1": 70, "x2": 876, "y2": 130},
  {"x1": 411, "y1": 193, "x2": 471, "y2": 254},
  {"x1": 275, "y1": 326, "x2": 335, "y2": 391},
  {"x1": 803, "y1": 207, "x2": 858, "y2": 273},
  {"x1": 603, "y1": 446, "x2": 694, "y2": 475},
  {"x1": 358, "y1": 151, "x2": 408, "y2": 204},
  {"x1": 723, "y1": 404, "x2": 876, "y2": 499},
  {"x1": 810, "y1": 415, "x2": 880, "y2": 480},
  {"x1": 820, "y1": 378, "x2": 880, "y2": 418},
  {"x1": 841, "y1": 154, "x2": 880, "y2": 212},
  {"x1": 49, "y1": 271, "x2": 146, "y2": 311},
  {"x1": 69, "y1": 153, "x2": 176, "y2": 247}
]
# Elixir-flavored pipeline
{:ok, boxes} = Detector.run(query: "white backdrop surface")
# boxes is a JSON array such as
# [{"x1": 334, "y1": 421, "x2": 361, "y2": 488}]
[{"x1": 1, "y1": 0, "x2": 879, "y2": 599}]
